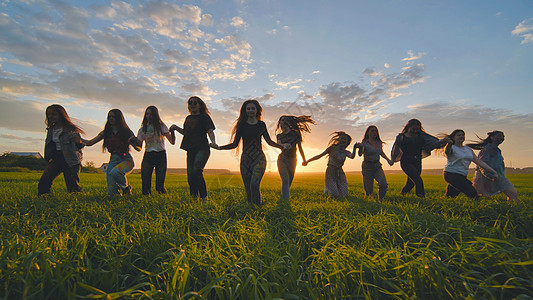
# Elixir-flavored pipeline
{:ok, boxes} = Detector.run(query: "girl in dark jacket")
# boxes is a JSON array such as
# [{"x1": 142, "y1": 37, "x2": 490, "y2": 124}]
[
  {"x1": 391, "y1": 119, "x2": 448, "y2": 198},
  {"x1": 38, "y1": 104, "x2": 85, "y2": 195}
]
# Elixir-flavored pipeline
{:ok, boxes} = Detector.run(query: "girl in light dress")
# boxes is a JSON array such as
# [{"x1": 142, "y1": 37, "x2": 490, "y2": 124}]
[
  {"x1": 467, "y1": 130, "x2": 518, "y2": 201},
  {"x1": 303, "y1": 131, "x2": 357, "y2": 197}
]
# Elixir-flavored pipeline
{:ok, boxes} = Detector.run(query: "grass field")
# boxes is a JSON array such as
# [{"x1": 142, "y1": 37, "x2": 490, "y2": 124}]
[{"x1": 0, "y1": 171, "x2": 532, "y2": 299}]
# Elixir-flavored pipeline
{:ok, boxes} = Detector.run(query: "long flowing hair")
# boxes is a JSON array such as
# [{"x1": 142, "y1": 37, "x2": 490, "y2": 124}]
[
  {"x1": 45, "y1": 104, "x2": 84, "y2": 134},
  {"x1": 327, "y1": 131, "x2": 352, "y2": 148},
  {"x1": 466, "y1": 130, "x2": 504, "y2": 150},
  {"x1": 275, "y1": 115, "x2": 315, "y2": 139},
  {"x1": 228, "y1": 100, "x2": 262, "y2": 155},
  {"x1": 188, "y1": 96, "x2": 210, "y2": 115},
  {"x1": 102, "y1": 109, "x2": 132, "y2": 152},
  {"x1": 361, "y1": 125, "x2": 383, "y2": 143},
  {"x1": 436, "y1": 129, "x2": 464, "y2": 155},
  {"x1": 401, "y1": 119, "x2": 426, "y2": 134},
  {"x1": 141, "y1": 106, "x2": 165, "y2": 136}
]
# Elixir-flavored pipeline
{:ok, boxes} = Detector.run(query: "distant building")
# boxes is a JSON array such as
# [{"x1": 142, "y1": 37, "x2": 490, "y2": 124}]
[{"x1": 9, "y1": 152, "x2": 43, "y2": 159}]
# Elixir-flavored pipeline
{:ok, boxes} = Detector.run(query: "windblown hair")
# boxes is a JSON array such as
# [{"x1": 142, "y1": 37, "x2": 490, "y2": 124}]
[
  {"x1": 436, "y1": 129, "x2": 465, "y2": 155},
  {"x1": 361, "y1": 125, "x2": 384, "y2": 143},
  {"x1": 188, "y1": 96, "x2": 210, "y2": 115},
  {"x1": 401, "y1": 119, "x2": 426, "y2": 134},
  {"x1": 466, "y1": 130, "x2": 504, "y2": 150},
  {"x1": 275, "y1": 115, "x2": 315, "y2": 138},
  {"x1": 45, "y1": 104, "x2": 84, "y2": 134},
  {"x1": 102, "y1": 109, "x2": 132, "y2": 152},
  {"x1": 327, "y1": 131, "x2": 352, "y2": 148},
  {"x1": 229, "y1": 99, "x2": 263, "y2": 154},
  {"x1": 141, "y1": 106, "x2": 165, "y2": 137}
]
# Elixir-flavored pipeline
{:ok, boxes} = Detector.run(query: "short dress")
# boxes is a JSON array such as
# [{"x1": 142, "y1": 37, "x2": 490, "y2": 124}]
[
  {"x1": 472, "y1": 143, "x2": 514, "y2": 196},
  {"x1": 324, "y1": 146, "x2": 349, "y2": 197}
]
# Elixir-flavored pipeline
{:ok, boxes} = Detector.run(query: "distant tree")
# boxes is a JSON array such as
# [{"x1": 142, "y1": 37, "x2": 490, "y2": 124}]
[{"x1": 81, "y1": 161, "x2": 101, "y2": 173}]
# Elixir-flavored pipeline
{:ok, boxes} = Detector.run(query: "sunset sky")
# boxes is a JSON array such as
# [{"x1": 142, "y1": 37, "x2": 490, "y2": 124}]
[{"x1": 1, "y1": 0, "x2": 532, "y2": 173}]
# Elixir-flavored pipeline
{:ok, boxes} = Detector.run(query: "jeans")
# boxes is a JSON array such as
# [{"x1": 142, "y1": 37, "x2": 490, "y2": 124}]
[
  {"x1": 361, "y1": 161, "x2": 388, "y2": 200},
  {"x1": 107, "y1": 153, "x2": 134, "y2": 195},
  {"x1": 278, "y1": 154, "x2": 296, "y2": 199},
  {"x1": 38, "y1": 152, "x2": 82, "y2": 195},
  {"x1": 444, "y1": 171, "x2": 478, "y2": 198},
  {"x1": 186, "y1": 148, "x2": 210, "y2": 198},
  {"x1": 141, "y1": 151, "x2": 167, "y2": 195},
  {"x1": 400, "y1": 156, "x2": 425, "y2": 197}
]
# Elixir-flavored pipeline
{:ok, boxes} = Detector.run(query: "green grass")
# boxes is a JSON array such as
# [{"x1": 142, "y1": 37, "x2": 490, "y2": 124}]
[{"x1": 0, "y1": 172, "x2": 532, "y2": 299}]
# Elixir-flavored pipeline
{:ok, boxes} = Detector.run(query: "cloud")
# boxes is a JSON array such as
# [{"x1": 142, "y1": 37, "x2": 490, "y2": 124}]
[
  {"x1": 231, "y1": 16, "x2": 246, "y2": 28},
  {"x1": 512, "y1": 18, "x2": 533, "y2": 44},
  {"x1": 402, "y1": 50, "x2": 426, "y2": 62},
  {"x1": 274, "y1": 78, "x2": 302, "y2": 89}
]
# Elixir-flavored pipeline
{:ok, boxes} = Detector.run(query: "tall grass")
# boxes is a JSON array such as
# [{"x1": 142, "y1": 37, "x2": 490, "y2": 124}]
[{"x1": 0, "y1": 172, "x2": 532, "y2": 299}]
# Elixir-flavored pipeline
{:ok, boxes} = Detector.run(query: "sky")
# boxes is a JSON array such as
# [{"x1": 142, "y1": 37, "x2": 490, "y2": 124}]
[{"x1": 0, "y1": 0, "x2": 532, "y2": 173}]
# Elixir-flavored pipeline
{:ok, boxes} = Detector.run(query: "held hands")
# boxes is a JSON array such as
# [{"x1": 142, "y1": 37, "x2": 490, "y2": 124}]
[
  {"x1": 388, "y1": 159, "x2": 394, "y2": 166},
  {"x1": 128, "y1": 135, "x2": 138, "y2": 145},
  {"x1": 169, "y1": 124, "x2": 179, "y2": 132},
  {"x1": 302, "y1": 160, "x2": 308, "y2": 166},
  {"x1": 209, "y1": 142, "x2": 220, "y2": 150}
]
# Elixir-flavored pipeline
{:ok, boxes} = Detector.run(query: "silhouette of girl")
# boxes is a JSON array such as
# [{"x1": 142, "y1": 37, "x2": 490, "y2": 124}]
[
  {"x1": 391, "y1": 119, "x2": 448, "y2": 198},
  {"x1": 354, "y1": 125, "x2": 393, "y2": 202},
  {"x1": 130, "y1": 106, "x2": 175, "y2": 195},
  {"x1": 215, "y1": 100, "x2": 288, "y2": 205},
  {"x1": 275, "y1": 115, "x2": 315, "y2": 199},
  {"x1": 83, "y1": 109, "x2": 141, "y2": 195},
  {"x1": 38, "y1": 104, "x2": 85, "y2": 195},
  {"x1": 467, "y1": 130, "x2": 518, "y2": 200},
  {"x1": 169, "y1": 96, "x2": 217, "y2": 200},
  {"x1": 303, "y1": 131, "x2": 357, "y2": 197}
]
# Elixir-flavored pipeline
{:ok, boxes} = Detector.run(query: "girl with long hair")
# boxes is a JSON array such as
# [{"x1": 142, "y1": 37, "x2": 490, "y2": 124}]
[
  {"x1": 467, "y1": 131, "x2": 518, "y2": 200},
  {"x1": 303, "y1": 131, "x2": 357, "y2": 198},
  {"x1": 391, "y1": 119, "x2": 448, "y2": 198},
  {"x1": 82, "y1": 109, "x2": 141, "y2": 195},
  {"x1": 169, "y1": 96, "x2": 217, "y2": 200},
  {"x1": 275, "y1": 115, "x2": 315, "y2": 199},
  {"x1": 38, "y1": 104, "x2": 85, "y2": 195},
  {"x1": 130, "y1": 106, "x2": 175, "y2": 195},
  {"x1": 353, "y1": 125, "x2": 393, "y2": 202},
  {"x1": 215, "y1": 99, "x2": 288, "y2": 205},
  {"x1": 440, "y1": 129, "x2": 498, "y2": 199}
]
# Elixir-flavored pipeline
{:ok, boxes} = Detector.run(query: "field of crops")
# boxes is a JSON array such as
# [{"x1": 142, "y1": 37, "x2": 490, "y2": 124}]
[{"x1": 0, "y1": 171, "x2": 532, "y2": 299}]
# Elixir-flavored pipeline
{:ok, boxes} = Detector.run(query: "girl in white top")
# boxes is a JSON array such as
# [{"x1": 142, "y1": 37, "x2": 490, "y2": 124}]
[
  {"x1": 130, "y1": 106, "x2": 175, "y2": 195},
  {"x1": 442, "y1": 129, "x2": 497, "y2": 198}
]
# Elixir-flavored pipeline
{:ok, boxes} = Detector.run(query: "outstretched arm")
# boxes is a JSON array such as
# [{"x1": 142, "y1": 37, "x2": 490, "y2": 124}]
[
  {"x1": 82, "y1": 131, "x2": 104, "y2": 147},
  {"x1": 263, "y1": 130, "x2": 286, "y2": 150},
  {"x1": 380, "y1": 150, "x2": 394, "y2": 166},
  {"x1": 473, "y1": 155, "x2": 498, "y2": 179},
  {"x1": 303, "y1": 147, "x2": 329, "y2": 166},
  {"x1": 347, "y1": 142, "x2": 361, "y2": 159},
  {"x1": 169, "y1": 124, "x2": 184, "y2": 135}
]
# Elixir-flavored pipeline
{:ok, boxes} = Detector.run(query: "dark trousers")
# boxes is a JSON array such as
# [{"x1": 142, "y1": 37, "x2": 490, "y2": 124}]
[
  {"x1": 186, "y1": 148, "x2": 210, "y2": 198},
  {"x1": 444, "y1": 171, "x2": 478, "y2": 198},
  {"x1": 400, "y1": 156, "x2": 425, "y2": 197},
  {"x1": 141, "y1": 151, "x2": 167, "y2": 195},
  {"x1": 38, "y1": 153, "x2": 82, "y2": 195}
]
